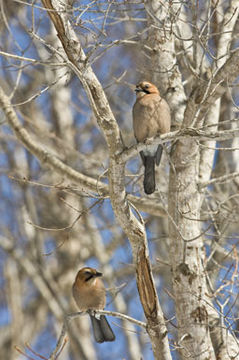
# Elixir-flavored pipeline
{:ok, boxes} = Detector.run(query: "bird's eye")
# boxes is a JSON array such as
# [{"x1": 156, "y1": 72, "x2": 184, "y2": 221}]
[
  {"x1": 84, "y1": 270, "x2": 94, "y2": 281},
  {"x1": 84, "y1": 270, "x2": 91, "y2": 275},
  {"x1": 144, "y1": 84, "x2": 149, "y2": 89}
]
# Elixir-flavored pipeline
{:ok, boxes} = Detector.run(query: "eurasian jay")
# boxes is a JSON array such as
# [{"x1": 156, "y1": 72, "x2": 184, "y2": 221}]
[
  {"x1": 72, "y1": 267, "x2": 115, "y2": 343},
  {"x1": 133, "y1": 81, "x2": 171, "y2": 194}
]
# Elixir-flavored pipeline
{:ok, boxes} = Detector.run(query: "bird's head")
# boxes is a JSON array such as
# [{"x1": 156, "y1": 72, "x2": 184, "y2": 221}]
[
  {"x1": 135, "y1": 81, "x2": 159, "y2": 98},
  {"x1": 75, "y1": 267, "x2": 103, "y2": 285}
]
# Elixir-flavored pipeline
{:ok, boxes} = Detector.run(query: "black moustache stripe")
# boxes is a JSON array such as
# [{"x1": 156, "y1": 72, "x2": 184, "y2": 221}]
[{"x1": 85, "y1": 274, "x2": 94, "y2": 282}]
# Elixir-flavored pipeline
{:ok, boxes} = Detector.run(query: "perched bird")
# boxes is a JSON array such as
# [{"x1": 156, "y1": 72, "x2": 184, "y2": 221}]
[
  {"x1": 133, "y1": 81, "x2": 171, "y2": 194},
  {"x1": 72, "y1": 267, "x2": 115, "y2": 343}
]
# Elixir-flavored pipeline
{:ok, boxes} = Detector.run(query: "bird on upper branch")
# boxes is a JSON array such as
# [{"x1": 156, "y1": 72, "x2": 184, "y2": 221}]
[
  {"x1": 133, "y1": 81, "x2": 171, "y2": 194},
  {"x1": 72, "y1": 267, "x2": 115, "y2": 343}
]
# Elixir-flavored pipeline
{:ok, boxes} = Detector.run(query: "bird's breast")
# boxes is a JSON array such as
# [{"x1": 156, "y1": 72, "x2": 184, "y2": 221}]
[
  {"x1": 133, "y1": 95, "x2": 171, "y2": 142},
  {"x1": 73, "y1": 282, "x2": 106, "y2": 311}
]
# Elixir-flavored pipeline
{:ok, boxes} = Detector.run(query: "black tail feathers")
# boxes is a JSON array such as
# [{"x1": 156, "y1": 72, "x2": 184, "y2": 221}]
[
  {"x1": 90, "y1": 314, "x2": 115, "y2": 343},
  {"x1": 144, "y1": 156, "x2": 155, "y2": 194},
  {"x1": 141, "y1": 145, "x2": 163, "y2": 194}
]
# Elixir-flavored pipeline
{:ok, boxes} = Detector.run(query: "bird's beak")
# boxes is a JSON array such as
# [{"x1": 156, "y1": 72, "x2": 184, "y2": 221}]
[
  {"x1": 95, "y1": 271, "x2": 103, "y2": 277},
  {"x1": 135, "y1": 87, "x2": 142, "y2": 92}
]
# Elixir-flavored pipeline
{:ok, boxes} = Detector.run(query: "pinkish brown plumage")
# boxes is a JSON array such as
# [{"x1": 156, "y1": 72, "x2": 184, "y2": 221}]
[
  {"x1": 72, "y1": 267, "x2": 115, "y2": 343},
  {"x1": 133, "y1": 81, "x2": 171, "y2": 194}
]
